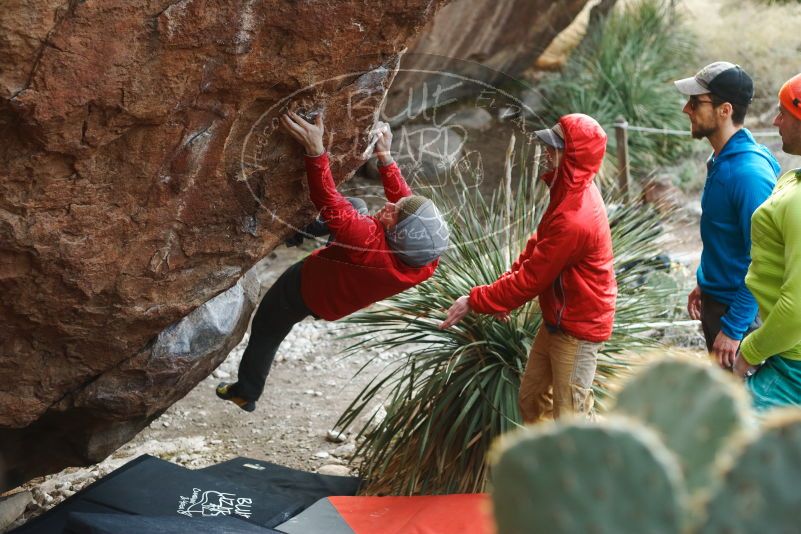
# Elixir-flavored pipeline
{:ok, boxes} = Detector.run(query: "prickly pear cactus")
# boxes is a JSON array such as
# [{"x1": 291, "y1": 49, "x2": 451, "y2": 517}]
[
  {"x1": 490, "y1": 417, "x2": 688, "y2": 534},
  {"x1": 698, "y1": 411, "x2": 801, "y2": 534},
  {"x1": 613, "y1": 358, "x2": 755, "y2": 495}
]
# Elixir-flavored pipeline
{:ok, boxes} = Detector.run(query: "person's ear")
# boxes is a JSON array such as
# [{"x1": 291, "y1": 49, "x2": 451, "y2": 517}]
[{"x1": 720, "y1": 102, "x2": 733, "y2": 120}]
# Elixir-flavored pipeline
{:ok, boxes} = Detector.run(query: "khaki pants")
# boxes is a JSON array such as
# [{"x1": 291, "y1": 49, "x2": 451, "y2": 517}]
[{"x1": 519, "y1": 326, "x2": 602, "y2": 423}]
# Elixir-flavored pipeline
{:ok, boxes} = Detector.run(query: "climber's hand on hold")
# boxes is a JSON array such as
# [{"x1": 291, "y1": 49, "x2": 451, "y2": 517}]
[
  {"x1": 372, "y1": 121, "x2": 394, "y2": 166},
  {"x1": 281, "y1": 111, "x2": 325, "y2": 157}
]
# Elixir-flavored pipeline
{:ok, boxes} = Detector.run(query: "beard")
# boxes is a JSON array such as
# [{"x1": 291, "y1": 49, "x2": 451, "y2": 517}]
[
  {"x1": 691, "y1": 122, "x2": 717, "y2": 139},
  {"x1": 782, "y1": 139, "x2": 801, "y2": 156}
]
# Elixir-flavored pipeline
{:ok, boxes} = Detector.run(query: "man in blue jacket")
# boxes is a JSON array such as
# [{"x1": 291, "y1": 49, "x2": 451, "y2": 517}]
[{"x1": 675, "y1": 62, "x2": 779, "y2": 369}]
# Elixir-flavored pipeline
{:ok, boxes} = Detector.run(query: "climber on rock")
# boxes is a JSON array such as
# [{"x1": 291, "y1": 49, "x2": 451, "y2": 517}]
[{"x1": 216, "y1": 111, "x2": 449, "y2": 411}]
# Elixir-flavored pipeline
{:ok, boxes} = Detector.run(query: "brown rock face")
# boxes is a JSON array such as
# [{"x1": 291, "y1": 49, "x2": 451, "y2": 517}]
[
  {"x1": 386, "y1": 0, "x2": 590, "y2": 116},
  {"x1": 0, "y1": 0, "x2": 444, "y2": 489}
]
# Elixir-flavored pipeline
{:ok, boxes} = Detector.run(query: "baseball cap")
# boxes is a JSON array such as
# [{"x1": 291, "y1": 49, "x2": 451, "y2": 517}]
[
  {"x1": 534, "y1": 123, "x2": 565, "y2": 149},
  {"x1": 674, "y1": 61, "x2": 754, "y2": 106}
]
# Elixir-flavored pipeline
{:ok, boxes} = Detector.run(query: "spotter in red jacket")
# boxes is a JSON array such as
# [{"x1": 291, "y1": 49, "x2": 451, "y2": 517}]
[{"x1": 468, "y1": 114, "x2": 617, "y2": 342}]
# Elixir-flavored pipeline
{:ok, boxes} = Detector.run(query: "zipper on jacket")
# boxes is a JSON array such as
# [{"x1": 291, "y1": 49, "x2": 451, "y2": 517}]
[{"x1": 554, "y1": 273, "x2": 566, "y2": 329}]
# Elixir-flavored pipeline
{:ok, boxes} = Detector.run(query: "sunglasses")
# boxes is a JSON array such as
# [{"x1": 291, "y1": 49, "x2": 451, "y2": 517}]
[{"x1": 688, "y1": 96, "x2": 715, "y2": 110}]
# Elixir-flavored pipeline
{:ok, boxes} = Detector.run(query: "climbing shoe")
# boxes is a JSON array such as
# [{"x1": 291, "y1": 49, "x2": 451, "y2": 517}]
[{"x1": 215, "y1": 382, "x2": 256, "y2": 412}]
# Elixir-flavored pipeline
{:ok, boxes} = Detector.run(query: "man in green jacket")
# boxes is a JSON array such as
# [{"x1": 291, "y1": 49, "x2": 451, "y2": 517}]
[{"x1": 734, "y1": 72, "x2": 801, "y2": 410}]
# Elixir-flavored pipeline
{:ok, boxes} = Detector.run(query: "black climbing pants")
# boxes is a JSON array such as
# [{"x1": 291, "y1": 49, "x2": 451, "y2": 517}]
[{"x1": 236, "y1": 260, "x2": 313, "y2": 400}]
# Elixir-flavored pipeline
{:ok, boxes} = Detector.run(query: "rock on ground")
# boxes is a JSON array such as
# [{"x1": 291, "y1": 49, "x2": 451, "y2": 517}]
[{"x1": 0, "y1": 491, "x2": 33, "y2": 531}]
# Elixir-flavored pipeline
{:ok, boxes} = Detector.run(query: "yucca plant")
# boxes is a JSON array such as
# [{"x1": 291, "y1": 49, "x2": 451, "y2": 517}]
[
  {"x1": 538, "y1": 0, "x2": 697, "y2": 172},
  {"x1": 335, "y1": 151, "x2": 682, "y2": 495}
]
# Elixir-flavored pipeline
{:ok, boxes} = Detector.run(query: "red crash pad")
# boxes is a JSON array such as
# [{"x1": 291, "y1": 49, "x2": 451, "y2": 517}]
[{"x1": 329, "y1": 494, "x2": 494, "y2": 534}]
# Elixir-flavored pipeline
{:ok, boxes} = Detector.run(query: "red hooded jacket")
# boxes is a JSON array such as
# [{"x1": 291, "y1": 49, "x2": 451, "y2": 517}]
[
  {"x1": 300, "y1": 154, "x2": 437, "y2": 321},
  {"x1": 468, "y1": 114, "x2": 617, "y2": 342}
]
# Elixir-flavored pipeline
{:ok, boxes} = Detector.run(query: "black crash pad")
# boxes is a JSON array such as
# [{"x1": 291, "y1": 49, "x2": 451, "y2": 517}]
[
  {"x1": 200, "y1": 457, "x2": 361, "y2": 508},
  {"x1": 12, "y1": 455, "x2": 359, "y2": 533},
  {"x1": 63, "y1": 512, "x2": 283, "y2": 534}
]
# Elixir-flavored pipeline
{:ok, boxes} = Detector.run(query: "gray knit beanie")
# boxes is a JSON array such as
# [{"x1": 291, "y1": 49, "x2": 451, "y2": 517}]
[
  {"x1": 396, "y1": 195, "x2": 429, "y2": 223},
  {"x1": 386, "y1": 197, "x2": 449, "y2": 267}
]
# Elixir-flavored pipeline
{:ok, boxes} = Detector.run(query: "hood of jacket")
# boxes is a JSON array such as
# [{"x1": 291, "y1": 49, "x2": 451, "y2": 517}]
[
  {"x1": 541, "y1": 113, "x2": 608, "y2": 197},
  {"x1": 713, "y1": 128, "x2": 782, "y2": 175}
]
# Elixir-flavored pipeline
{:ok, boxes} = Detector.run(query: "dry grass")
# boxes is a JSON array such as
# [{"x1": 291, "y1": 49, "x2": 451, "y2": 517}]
[{"x1": 679, "y1": 0, "x2": 801, "y2": 117}]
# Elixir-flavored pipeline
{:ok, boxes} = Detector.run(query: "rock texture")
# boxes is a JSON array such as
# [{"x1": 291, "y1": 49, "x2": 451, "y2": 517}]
[
  {"x1": 0, "y1": 0, "x2": 444, "y2": 489},
  {"x1": 0, "y1": 491, "x2": 33, "y2": 531},
  {"x1": 385, "y1": 0, "x2": 591, "y2": 117},
  {"x1": 536, "y1": 0, "x2": 617, "y2": 70}
]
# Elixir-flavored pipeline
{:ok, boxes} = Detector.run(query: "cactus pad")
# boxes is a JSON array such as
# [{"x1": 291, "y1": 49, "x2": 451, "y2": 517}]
[
  {"x1": 490, "y1": 417, "x2": 687, "y2": 534},
  {"x1": 699, "y1": 410, "x2": 801, "y2": 533},
  {"x1": 613, "y1": 358, "x2": 753, "y2": 495}
]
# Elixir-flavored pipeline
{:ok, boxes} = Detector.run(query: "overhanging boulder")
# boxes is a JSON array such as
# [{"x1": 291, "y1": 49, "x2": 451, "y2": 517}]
[{"x1": 0, "y1": 0, "x2": 446, "y2": 489}]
